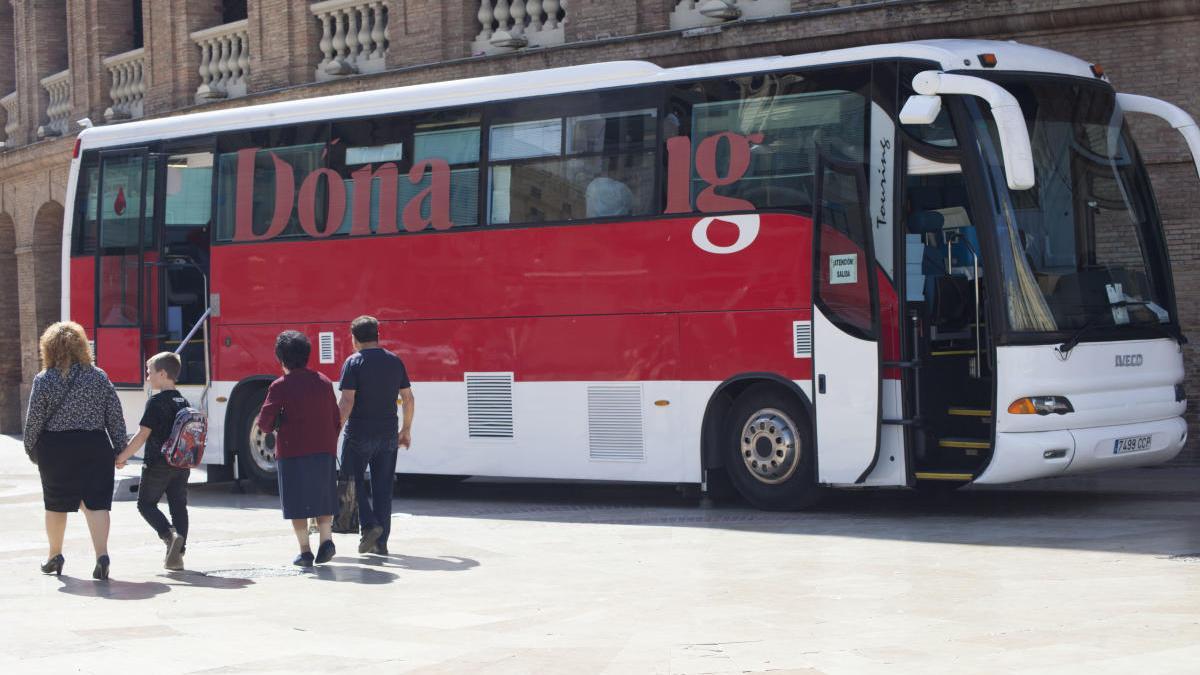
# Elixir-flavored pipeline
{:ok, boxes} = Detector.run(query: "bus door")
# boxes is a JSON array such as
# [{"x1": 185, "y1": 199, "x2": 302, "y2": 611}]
[
  {"x1": 812, "y1": 152, "x2": 882, "y2": 484},
  {"x1": 94, "y1": 148, "x2": 164, "y2": 386}
]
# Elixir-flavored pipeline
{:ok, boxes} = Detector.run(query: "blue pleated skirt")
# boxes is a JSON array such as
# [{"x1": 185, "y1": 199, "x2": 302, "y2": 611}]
[{"x1": 276, "y1": 453, "x2": 336, "y2": 519}]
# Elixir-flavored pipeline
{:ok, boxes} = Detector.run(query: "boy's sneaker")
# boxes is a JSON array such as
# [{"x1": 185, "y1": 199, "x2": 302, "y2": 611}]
[
  {"x1": 315, "y1": 539, "x2": 336, "y2": 565},
  {"x1": 358, "y1": 525, "x2": 383, "y2": 554},
  {"x1": 163, "y1": 530, "x2": 185, "y2": 571}
]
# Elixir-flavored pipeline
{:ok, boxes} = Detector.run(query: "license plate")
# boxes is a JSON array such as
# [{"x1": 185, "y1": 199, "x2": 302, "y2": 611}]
[{"x1": 1113, "y1": 434, "x2": 1153, "y2": 454}]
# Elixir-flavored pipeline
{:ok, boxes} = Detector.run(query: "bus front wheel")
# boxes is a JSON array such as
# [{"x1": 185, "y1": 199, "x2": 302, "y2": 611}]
[
  {"x1": 237, "y1": 387, "x2": 278, "y2": 492},
  {"x1": 725, "y1": 384, "x2": 820, "y2": 510}
]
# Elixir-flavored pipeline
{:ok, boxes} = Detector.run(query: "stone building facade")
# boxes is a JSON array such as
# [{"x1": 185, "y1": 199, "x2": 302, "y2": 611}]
[{"x1": 0, "y1": 0, "x2": 1197, "y2": 462}]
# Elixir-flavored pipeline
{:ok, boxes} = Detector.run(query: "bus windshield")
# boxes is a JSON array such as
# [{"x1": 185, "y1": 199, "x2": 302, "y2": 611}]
[{"x1": 969, "y1": 77, "x2": 1173, "y2": 335}]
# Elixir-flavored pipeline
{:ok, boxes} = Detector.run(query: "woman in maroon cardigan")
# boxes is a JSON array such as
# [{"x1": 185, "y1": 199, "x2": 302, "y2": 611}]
[{"x1": 257, "y1": 331, "x2": 341, "y2": 567}]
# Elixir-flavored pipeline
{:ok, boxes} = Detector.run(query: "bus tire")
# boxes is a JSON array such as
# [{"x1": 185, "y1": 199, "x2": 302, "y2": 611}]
[
  {"x1": 725, "y1": 384, "x2": 820, "y2": 510},
  {"x1": 236, "y1": 387, "x2": 278, "y2": 492}
]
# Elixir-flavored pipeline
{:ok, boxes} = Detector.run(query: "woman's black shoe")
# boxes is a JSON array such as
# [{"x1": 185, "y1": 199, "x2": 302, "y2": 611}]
[
  {"x1": 40, "y1": 554, "x2": 64, "y2": 576},
  {"x1": 314, "y1": 539, "x2": 336, "y2": 565},
  {"x1": 293, "y1": 551, "x2": 314, "y2": 568},
  {"x1": 92, "y1": 554, "x2": 110, "y2": 580}
]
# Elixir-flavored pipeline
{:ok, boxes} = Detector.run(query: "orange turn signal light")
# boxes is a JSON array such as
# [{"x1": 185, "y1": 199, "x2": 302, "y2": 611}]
[
  {"x1": 1008, "y1": 398, "x2": 1038, "y2": 415},
  {"x1": 1008, "y1": 396, "x2": 1074, "y2": 416},
  {"x1": 1091, "y1": 64, "x2": 1106, "y2": 78},
  {"x1": 979, "y1": 53, "x2": 998, "y2": 68}
]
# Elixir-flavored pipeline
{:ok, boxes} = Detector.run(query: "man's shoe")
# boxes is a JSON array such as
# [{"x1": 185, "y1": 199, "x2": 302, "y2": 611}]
[
  {"x1": 358, "y1": 525, "x2": 383, "y2": 554},
  {"x1": 315, "y1": 539, "x2": 336, "y2": 565},
  {"x1": 373, "y1": 542, "x2": 388, "y2": 556},
  {"x1": 164, "y1": 531, "x2": 185, "y2": 571},
  {"x1": 293, "y1": 551, "x2": 314, "y2": 568}
]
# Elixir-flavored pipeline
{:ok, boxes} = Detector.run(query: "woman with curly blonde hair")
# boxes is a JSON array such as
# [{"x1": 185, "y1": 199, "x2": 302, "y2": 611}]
[{"x1": 24, "y1": 321, "x2": 126, "y2": 580}]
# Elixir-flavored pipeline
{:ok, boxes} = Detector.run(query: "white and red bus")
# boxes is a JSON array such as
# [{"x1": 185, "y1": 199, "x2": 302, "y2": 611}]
[{"x1": 62, "y1": 40, "x2": 1199, "y2": 508}]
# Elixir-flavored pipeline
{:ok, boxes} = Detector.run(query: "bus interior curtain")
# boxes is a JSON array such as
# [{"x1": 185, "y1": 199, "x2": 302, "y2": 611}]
[{"x1": 1001, "y1": 196, "x2": 1057, "y2": 332}]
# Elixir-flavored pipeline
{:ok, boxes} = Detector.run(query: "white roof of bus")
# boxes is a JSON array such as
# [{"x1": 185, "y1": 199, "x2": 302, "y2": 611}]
[{"x1": 77, "y1": 39, "x2": 1098, "y2": 151}]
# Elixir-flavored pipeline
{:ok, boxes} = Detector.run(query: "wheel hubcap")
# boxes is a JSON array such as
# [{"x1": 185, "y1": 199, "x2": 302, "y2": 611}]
[
  {"x1": 740, "y1": 408, "x2": 800, "y2": 485},
  {"x1": 249, "y1": 420, "x2": 277, "y2": 473}
]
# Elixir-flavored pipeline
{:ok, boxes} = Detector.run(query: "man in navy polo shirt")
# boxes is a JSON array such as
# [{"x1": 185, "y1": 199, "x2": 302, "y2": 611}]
[{"x1": 338, "y1": 315, "x2": 415, "y2": 556}]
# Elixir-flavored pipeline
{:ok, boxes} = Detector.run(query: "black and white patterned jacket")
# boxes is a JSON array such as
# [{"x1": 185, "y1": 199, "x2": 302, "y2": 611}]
[{"x1": 23, "y1": 364, "x2": 127, "y2": 456}]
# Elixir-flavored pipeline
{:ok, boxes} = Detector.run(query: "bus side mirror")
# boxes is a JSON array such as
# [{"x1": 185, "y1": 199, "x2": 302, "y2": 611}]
[
  {"x1": 900, "y1": 95, "x2": 943, "y2": 125},
  {"x1": 1116, "y1": 93, "x2": 1200, "y2": 183},
  {"x1": 911, "y1": 71, "x2": 1036, "y2": 191}
]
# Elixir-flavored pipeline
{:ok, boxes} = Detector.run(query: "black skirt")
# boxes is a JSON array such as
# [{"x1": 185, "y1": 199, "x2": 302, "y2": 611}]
[
  {"x1": 276, "y1": 453, "x2": 336, "y2": 519},
  {"x1": 37, "y1": 430, "x2": 116, "y2": 512}
]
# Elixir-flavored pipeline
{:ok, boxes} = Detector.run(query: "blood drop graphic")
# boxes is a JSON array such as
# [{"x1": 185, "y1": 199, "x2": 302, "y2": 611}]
[{"x1": 114, "y1": 187, "x2": 126, "y2": 216}]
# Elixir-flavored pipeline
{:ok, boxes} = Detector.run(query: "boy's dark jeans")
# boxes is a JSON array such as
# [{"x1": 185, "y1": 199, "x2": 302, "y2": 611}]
[
  {"x1": 342, "y1": 435, "x2": 398, "y2": 547},
  {"x1": 138, "y1": 463, "x2": 190, "y2": 545}
]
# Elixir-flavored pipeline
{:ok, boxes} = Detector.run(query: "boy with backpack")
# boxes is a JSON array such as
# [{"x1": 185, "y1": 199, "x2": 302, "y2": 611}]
[{"x1": 116, "y1": 352, "x2": 205, "y2": 571}]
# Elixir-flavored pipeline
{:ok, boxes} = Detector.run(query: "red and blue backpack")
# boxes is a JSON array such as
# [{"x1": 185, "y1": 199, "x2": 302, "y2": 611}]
[{"x1": 163, "y1": 405, "x2": 208, "y2": 469}]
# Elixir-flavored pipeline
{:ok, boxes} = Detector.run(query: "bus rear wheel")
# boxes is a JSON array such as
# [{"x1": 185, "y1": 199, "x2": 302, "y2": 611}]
[
  {"x1": 725, "y1": 384, "x2": 820, "y2": 510},
  {"x1": 237, "y1": 387, "x2": 278, "y2": 492}
]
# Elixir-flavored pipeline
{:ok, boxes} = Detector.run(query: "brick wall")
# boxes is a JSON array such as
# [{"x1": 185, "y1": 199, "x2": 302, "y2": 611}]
[
  {"x1": 68, "y1": 0, "x2": 142, "y2": 125},
  {"x1": 248, "y1": 0, "x2": 320, "y2": 91},
  {"x1": 0, "y1": 213, "x2": 18, "y2": 431},
  {"x1": 0, "y1": 3, "x2": 15, "y2": 98},
  {"x1": 16, "y1": 0, "x2": 69, "y2": 142},
  {"x1": 143, "y1": 1, "x2": 223, "y2": 115}
]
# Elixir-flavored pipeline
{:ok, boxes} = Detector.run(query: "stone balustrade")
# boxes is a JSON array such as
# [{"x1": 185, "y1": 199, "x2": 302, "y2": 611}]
[
  {"x1": 1, "y1": 92, "x2": 16, "y2": 143},
  {"x1": 39, "y1": 69, "x2": 71, "y2": 138},
  {"x1": 313, "y1": 0, "x2": 389, "y2": 81},
  {"x1": 472, "y1": 0, "x2": 566, "y2": 56},
  {"x1": 668, "y1": 0, "x2": 790, "y2": 30},
  {"x1": 102, "y1": 48, "x2": 147, "y2": 122},
  {"x1": 192, "y1": 19, "x2": 250, "y2": 104}
]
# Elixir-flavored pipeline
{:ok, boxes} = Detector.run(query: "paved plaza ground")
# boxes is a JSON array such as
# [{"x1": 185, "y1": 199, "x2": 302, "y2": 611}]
[{"x1": 0, "y1": 433, "x2": 1197, "y2": 674}]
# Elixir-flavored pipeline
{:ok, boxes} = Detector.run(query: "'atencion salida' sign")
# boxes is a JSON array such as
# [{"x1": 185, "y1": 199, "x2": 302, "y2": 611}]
[{"x1": 829, "y1": 253, "x2": 858, "y2": 285}]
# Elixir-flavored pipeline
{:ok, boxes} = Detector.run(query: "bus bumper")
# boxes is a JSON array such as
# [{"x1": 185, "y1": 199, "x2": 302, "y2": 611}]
[{"x1": 975, "y1": 416, "x2": 1187, "y2": 484}]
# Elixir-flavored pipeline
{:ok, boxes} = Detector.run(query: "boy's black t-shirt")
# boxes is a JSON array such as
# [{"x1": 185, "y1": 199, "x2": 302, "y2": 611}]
[
  {"x1": 140, "y1": 389, "x2": 189, "y2": 467},
  {"x1": 339, "y1": 348, "x2": 410, "y2": 440}
]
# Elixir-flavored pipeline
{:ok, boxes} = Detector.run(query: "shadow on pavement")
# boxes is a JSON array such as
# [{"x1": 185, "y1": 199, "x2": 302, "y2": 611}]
[
  {"x1": 378, "y1": 468, "x2": 1200, "y2": 557},
  {"x1": 57, "y1": 576, "x2": 171, "y2": 600},
  {"x1": 162, "y1": 570, "x2": 255, "y2": 590},
  {"x1": 184, "y1": 468, "x2": 1200, "y2": 557},
  {"x1": 332, "y1": 554, "x2": 479, "y2": 572},
  {"x1": 307, "y1": 564, "x2": 398, "y2": 585}
]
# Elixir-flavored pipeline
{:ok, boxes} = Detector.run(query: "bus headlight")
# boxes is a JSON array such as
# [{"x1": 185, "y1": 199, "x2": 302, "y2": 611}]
[{"x1": 1008, "y1": 396, "x2": 1074, "y2": 416}]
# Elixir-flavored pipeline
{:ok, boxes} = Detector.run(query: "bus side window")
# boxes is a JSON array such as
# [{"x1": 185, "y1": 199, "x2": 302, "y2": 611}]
[
  {"x1": 486, "y1": 92, "x2": 658, "y2": 226},
  {"x1": 328, "y1": 109, "x2": 481, "y2": 234},
  {"x1": 402, "y1": 109, "x2": 481, "y2": 229},
  {"x1": 667, "y1": 66, "x2": 870, "y2": 216},
  {"x1": 72, "y1": 152, "x2": 100, "y2": 256},
  {"x1": 214, "y1": 124, "x2": 329, "y2": 242}
]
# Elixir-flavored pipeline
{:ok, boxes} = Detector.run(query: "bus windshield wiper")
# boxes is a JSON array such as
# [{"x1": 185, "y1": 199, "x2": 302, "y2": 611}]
[
  {"x1": 1057, "y1": 314, "x2": 1107, "y2": 357},
  {"x1": 1057, "y1": 300, "x2": 1183, "y2": 357}
]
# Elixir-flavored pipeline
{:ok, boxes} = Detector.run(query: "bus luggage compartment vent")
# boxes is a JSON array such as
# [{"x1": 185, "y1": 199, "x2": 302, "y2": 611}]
[
  {"x1": 587, "y1": 384, "x2": 645, "y2": 461},
  {"x1": 793, "y1": 321, "x2": 813, "y2": 358},
  {"x1": 465, "y1": 372, "x2": 515, "y2": 439},
  {"x1": 318, "y1": 332, "x2": 336, "y2": 364}
]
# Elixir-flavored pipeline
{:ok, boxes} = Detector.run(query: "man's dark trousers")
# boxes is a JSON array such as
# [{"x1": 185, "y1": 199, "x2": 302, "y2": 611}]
[{"x1": 344, "y1": 435, "x2": 398, "y2": 548}]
